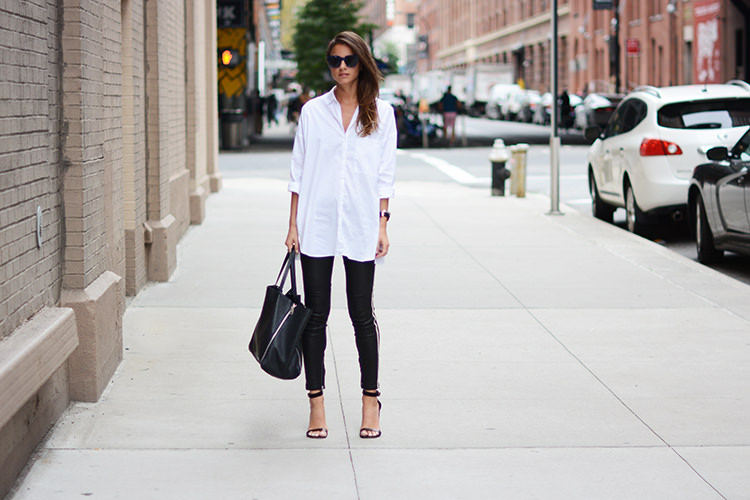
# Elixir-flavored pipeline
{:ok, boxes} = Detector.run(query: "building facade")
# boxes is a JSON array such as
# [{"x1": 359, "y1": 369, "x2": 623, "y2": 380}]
[
  {"x1": 414, "y1": 0, "x2": 571, "y2": 93},
  {"x1": 569, "y1": 0, "x2": 749, "y2": 94},
  {"x1": 410, "y1": 0, "x2": 747, "y2": 96},
  {"x1": 0, "y1": 0, "x2": 220, "y2": 496},
  {"x1": 362, "y1": 0, "x2": 419, "y2": 72}
]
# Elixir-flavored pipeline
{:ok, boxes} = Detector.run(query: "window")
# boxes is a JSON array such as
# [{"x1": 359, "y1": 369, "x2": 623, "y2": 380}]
[
  {"x1": 658, "y1": 99, "x2": 750, "y2": 129},
  {"x1": 605, "y1": 99, "x2": 647, "y2": 136}
]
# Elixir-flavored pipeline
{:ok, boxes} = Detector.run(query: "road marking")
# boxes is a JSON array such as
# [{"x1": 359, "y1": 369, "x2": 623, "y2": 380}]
[
  {"x1": 566, "y1": 198, "x2": 592, "y2": 205},
  {"x1": 403, "y1": 151, "x2": 587, "y2": 186},
  {"x1": 526, "y1": 174, "x2": 588, "y2": 180},
  {"x1": 408, "y1": 152, "x2": 484, "y2": 185}
]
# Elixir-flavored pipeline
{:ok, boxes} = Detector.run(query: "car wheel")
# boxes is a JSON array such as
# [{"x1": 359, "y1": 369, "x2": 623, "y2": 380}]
[
  {"x1": 695, "y1": 196, "x2": 723, "y2": 264},
  {"x1": 624, "y1": 183, "x2": 648, "y2": 235},
  {"x1": 589, "y1": 172, "x2": 615, "y2": 223}
]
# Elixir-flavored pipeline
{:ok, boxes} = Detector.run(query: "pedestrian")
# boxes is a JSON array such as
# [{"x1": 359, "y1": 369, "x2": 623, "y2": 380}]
[
  {"x1": 285, "y1": 31, "x2": 397, "y2": 440},
  {"x1": 266, "y1": 92, "x2": 278, "y2": 125},
  {"x1": 440, "y1": 85, "x2": 459, "y2": 146},
  {"x1": 560, "y1": 89, "x2": 572, "y2": 130}
]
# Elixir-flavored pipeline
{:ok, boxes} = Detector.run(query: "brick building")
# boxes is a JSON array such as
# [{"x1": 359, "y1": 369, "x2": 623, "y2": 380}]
[
  {"x1": 0, "y1": 0, "x2": 220, "y2": 496},
  {"x1": 414, "y1": 0, "x2": 571, "y2": 92},
  {"x1": 361, "y1": 0, "x2": 419, "y2": 72},
  {"x1": 413, "y1": 0, "x2": 747, "y2": 96},
  {"x1": 569, "y1": 0, "x2": 749, "y2": 94}
]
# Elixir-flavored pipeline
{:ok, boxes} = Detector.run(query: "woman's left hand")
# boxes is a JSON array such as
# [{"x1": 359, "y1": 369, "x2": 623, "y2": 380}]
[{"x1": 376, "y1": 225, "x2": 389, "y2": 258}]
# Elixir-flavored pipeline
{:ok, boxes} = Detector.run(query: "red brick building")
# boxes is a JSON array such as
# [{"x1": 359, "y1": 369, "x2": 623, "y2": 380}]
[{"x1": 411, "y1": 0, "x2": 748, "y2": 95}]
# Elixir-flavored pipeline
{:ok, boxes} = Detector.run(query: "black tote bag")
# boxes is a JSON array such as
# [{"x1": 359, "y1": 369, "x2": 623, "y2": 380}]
[{"x1": 249, "y1": 250, "x2": 312, "y2": 379}]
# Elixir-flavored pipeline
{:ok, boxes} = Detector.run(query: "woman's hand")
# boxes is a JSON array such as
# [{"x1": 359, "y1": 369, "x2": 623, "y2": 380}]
[
  {"x1": 376, "y1": 224, "x2": 389, "y2": 258},
  {"x1": 285, "y1": 224, "x2": 299, "y2": 253},
  {"x1": 286, "y1": 193, "x2": 300, "y2": 253}
]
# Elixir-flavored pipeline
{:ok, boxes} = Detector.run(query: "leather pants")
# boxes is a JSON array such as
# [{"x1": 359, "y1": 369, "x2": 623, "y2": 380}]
[{"x1": 299, "y1": 254, "x2": 379, "y2": 392}]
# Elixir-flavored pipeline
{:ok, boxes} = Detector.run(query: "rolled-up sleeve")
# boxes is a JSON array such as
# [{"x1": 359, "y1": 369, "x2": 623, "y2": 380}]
[
  {"x1": 288, "y1": 108, "x2": 306, "y2": 193},
  {"x1": 377, "y1": 104, "x2": 397, "y2": 199}
]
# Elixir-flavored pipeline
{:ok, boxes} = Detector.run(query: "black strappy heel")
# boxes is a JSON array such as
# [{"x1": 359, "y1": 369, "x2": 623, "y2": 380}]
[
  {"x1": 360, "y1": 390, "x2": 382, "y2": 439},
  {"x1": 306, "y1": 391, "x2": 328, "y2": 439}
]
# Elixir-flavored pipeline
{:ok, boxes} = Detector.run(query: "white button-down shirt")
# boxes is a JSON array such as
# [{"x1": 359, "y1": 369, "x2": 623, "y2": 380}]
[{"x1": 288, "y1": 88, "x2": 397, "y2": 262}]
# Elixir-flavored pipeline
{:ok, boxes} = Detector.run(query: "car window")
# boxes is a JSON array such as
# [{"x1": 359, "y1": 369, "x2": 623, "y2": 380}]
[
  {"x1": 604, "y1": 98, "x2": 645, "y2": 137},
  {"x1": 604, "y1": 106, "x2": 623, "y2": 137},
  {"x1": 732, "y1": 128, "x2": 750, "y2": 160},
  {"x1": 619, "y1": 98, "x2": 647, "y2": 134},
  {"x1": 658, "y1": 98, "x2": 750, "y2": 129}
]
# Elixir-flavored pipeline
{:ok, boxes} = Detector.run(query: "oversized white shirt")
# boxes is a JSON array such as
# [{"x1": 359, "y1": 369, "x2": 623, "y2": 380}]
[{"x1": 288, "y1": 88, "x2": 397, "y2": 262}]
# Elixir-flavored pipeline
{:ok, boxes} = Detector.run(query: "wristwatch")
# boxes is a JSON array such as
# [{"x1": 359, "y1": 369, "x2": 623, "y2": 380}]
[{"x1": 379, "y1": 211, "x2": 391, "y2": 221}]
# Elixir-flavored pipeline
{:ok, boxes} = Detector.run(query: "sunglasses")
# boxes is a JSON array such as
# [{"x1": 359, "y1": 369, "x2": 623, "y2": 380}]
[{"x1": 327, "y1": 54, "x2": 359, "y2": 68}]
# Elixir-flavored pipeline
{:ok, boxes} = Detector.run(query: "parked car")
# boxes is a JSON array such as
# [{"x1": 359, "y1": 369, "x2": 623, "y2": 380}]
[
  {"x1": 518, "y1": 90, "x2": 541, "y2": 123},
  {"x1": 586, "y1": 82, "x2": 750, "y2": 234},
  {"x1": 485, "y1": 83, "x2": 520, "y2": 119},
  {"x1": 532, "y1": 92, "x2": 554, "y2": 125},
  {"x1": 532, "y1": 92, "x2": 582, "y2": 127},
  {"x1": 500, "y1": 87, "x2": 529, "y2": 121},
  {"x1": 575, "y1": 93, "x2": 624, "y2": 131},
  {"x1": 688, "y1": 126, "x2": 750, "y2": 263}
]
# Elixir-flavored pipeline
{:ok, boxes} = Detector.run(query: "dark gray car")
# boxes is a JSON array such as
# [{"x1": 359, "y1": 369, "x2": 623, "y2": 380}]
[{"x1": 688, "y1": 127, "x2": 750, "y2": 263}]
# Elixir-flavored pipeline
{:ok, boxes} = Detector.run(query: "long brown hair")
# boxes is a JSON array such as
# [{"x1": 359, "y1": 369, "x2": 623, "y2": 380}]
[{"x1": 327, "y1": 31, "x2": 382, "y2": 137}]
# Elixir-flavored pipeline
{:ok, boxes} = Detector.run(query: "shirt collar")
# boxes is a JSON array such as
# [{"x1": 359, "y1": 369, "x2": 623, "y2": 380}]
[{"x1": 323, "y1": 87, "x2": 339, "y2": 108}]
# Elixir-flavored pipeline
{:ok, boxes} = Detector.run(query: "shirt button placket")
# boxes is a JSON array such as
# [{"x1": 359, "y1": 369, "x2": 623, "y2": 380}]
[{"x1": 337, "y1": 130, "x2": 348, "y2": 255}]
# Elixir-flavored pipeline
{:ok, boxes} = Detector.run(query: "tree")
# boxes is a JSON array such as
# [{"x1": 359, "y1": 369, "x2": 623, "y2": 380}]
[
  {"x1": 381, "y1": 41, "x2": 400, "y2": 75},
  {"x1": 292, "y1": 0, "x2": 376, "y2": 93}
]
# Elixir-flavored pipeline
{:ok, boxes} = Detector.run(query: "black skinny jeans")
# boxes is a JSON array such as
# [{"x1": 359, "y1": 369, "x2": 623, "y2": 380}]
[{"x1": 300, "y1": 254, "x2": 379, "y2": 392}]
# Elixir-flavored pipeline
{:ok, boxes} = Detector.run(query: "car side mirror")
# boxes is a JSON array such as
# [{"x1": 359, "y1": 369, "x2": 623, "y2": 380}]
[
  {"x1": 706, "y1": 146, "x2": 729, "y2": 161},
  {"x1": 584, "y1": 126, "x2": 602, "y2": 142}
]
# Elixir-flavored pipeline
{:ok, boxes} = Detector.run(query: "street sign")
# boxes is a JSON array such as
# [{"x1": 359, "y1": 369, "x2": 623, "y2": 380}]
[
  {"x1": 626, "y1": 38, "x2": 640, "y2": 56},
  {"x1": 593, "y1": 0, "x2": 614, "y2": 9}
]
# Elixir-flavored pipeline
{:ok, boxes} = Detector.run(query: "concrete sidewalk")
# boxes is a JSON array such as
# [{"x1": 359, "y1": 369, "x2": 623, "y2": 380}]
[{"x1": 7, "y1": 164, "x2": 750, "y2": 499}]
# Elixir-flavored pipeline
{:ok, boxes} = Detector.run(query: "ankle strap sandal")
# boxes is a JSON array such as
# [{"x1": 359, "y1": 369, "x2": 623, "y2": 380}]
[
  {"x1": 360, "y1": 390, "x2": 382, "y2": 439},
  {"x1": 306, "y1": 391, "x2": 327, "y2": 439}
]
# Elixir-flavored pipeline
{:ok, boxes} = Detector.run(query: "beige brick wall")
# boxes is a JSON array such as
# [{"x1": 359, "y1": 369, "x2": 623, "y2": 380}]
[
  {"x1": 0, "y1": 0, "x2": 64, "y2": 340},
  {"x1": 122, "y1": 0, "x2": 148, "y2": 295},
  {"x1": 59, "y1": 0, "x2": 126, "y2": 290},
  {"x1": 0, "y1": 0, "x2": 219, "y2": 492}
]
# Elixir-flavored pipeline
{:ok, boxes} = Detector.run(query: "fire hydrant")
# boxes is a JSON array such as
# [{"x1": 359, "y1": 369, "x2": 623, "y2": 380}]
[{"x1": 489, "y1": 139, "x2": 510, "y2": 196}]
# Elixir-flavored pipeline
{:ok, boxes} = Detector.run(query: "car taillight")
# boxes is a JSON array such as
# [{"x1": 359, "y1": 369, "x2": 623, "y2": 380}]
[{"x1": 639, "y1": 138, "x2": 683, "y2": 156}]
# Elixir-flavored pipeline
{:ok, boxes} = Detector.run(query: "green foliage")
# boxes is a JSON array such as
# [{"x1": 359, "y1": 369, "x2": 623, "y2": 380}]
[
  {"x1": 381, "y1": 41, "x2": 400, "y2": 74},
  {"x1": 292, "y1": 0, "x2": 377, "y2": 93}
]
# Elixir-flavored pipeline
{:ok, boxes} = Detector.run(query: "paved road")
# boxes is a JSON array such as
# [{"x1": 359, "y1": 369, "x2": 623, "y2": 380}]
[{"x1": 241, "y1": 120, "x2": 750, "y2": 286}]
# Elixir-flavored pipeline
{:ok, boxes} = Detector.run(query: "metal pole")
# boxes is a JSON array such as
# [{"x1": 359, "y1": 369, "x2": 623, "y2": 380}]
[
  {"x1": 461, "y1": 113, "x2": 468, "y2": 146},
  {"x1": 614, "y1": 0, "x2": 621, "y2": 93},
  {"x1": 548, "y1": 0, "x2": 562, "y2": 215}
]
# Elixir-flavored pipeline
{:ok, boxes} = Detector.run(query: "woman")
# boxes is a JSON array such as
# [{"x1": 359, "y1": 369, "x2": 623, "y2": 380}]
[{"x1": 285, "y1": 31, "x2": 397, "y2": 439}]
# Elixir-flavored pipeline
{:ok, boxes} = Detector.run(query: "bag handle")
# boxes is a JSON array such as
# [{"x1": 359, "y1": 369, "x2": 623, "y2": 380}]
[{"x1": 274, "y1": 250, "x2": 299, "y2": 296}]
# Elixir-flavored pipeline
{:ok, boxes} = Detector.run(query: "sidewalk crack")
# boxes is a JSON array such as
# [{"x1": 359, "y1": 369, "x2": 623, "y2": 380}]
[{"x1": 330, "y1": 328, "x2": 361, "y2": 499}]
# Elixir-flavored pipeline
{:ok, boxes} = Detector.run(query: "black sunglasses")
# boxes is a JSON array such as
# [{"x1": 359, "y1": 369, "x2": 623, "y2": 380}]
[{"x1": 327, "y1": 54, "x2": 359, "y2": 68}]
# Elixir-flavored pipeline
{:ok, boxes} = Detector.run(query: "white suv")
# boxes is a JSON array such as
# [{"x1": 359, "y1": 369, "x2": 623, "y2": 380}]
[{"x1": 586, "y1": 82, "x2": 750, "y2": 234}]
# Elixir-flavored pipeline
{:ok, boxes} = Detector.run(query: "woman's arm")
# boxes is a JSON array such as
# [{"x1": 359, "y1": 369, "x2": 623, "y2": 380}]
[
  {"x1": 376, "y1": 198, "x2": 389, "y2": 258},
  {"x1": 285, "y1": 192, "x2": 300, "y2": 252}
]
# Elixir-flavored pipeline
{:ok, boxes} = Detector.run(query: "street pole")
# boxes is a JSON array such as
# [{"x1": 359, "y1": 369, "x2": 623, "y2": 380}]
[
  {"x1": 548, "y1": 0, "x2": 562, "y2": 216},
  {"x1": 613, "y1": 0, "x2": 621, "y2": 93}
]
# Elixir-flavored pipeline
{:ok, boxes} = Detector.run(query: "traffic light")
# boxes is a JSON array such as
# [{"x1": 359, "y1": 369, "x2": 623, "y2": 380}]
[
  {"x1": 219, "y1": 48, "x2": 241, "y2": 68},
  {"x1": 418, "y1": 35, "x2": 428, "y2": 59}
]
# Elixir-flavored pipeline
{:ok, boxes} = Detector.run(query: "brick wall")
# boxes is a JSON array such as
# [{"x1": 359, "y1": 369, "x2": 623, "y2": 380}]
[
  {"x1": 0, "y1": 0, "x2": 218, "y2": 494},
  {"x1": 0, "y1": 0, "x2": 64, "y2": 340},
  {"x1": 122, "y1": 0, "x2": 148, "y2": 295}
]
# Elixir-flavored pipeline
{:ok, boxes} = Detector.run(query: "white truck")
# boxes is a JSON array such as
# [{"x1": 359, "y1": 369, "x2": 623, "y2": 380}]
[{"x1": 464, "y1": 63, "x2": 514, "y2": 116}]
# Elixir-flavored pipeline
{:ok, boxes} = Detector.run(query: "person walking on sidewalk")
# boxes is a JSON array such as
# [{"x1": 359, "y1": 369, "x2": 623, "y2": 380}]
[
  {"x1": 285, "y1": 31, "x2": 397, "y2": 440},
  {"x1": 440, "y1": 86, "x2": 459, "y2": 146}
]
